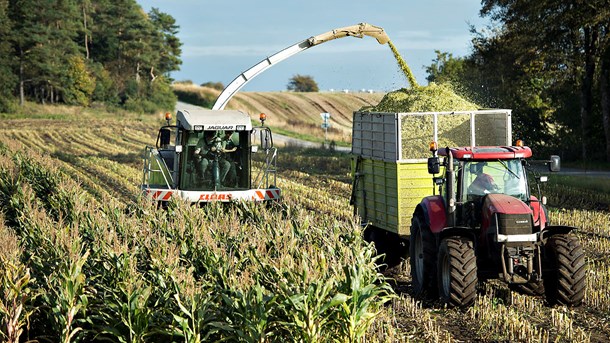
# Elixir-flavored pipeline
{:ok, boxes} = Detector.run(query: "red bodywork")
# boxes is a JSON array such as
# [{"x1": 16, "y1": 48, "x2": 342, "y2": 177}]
[
  {"x1": 439, "y1": 146, "x2": 532, "y2": 160},
  {"x1": 481, "y1": 194, "x2": 532, "y2": 229},
  {"x1": 420, "y1": 194, "x2": 547, "y2": 234},
  {"x1": 421, "y1": 195, "x2": 447, "y2": 234},
  {"x1": 529, "y1": 195, "x2": 547, "y2": 230}
]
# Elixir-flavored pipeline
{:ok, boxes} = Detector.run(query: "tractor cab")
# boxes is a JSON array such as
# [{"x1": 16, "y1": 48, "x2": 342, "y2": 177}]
[
  {"x1": 142, "y1": 109, "x2": 280, "y2": 203},
  {"x1": 433, "y1": 145, "x2": 534, "y2": 229}
]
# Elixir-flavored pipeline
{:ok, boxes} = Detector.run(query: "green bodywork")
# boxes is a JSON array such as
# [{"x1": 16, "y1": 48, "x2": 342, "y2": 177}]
[{"x1": 352, "y1": 158, "x2": 434, "y2": 236}]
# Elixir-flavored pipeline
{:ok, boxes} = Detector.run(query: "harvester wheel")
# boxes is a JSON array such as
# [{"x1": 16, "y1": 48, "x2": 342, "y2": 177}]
[
  {"x1": 543, "y1": 234, "x2": 586, "y2": 306},
  {"x1": 410, "y1": 216, "x2": 437, "y2": 298},
  {"x1": 437, "y1": 236, "x2": 478, "y2": 308}
]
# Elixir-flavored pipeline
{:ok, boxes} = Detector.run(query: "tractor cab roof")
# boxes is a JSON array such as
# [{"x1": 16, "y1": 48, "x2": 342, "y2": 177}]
[
  {"x1": 176, "y1": 109, "x2": 253, "y2": 131},
  {"x1": 438, "y1": 146, "x2": 532, "y2": 160}
]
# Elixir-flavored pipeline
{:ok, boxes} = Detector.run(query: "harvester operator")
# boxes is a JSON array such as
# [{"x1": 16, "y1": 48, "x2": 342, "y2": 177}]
[
  {"x1": 194, "y1": 131, "x2": 231, "y2": 186},
  {"x1": 221, "y1": 130, "x2": 239, "y2": 187}
]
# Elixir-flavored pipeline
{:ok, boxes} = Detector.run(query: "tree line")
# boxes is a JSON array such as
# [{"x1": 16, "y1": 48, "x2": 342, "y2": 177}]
[
  {"x1": 427, "y1": 0, "x2": 610, "y2": 162},
  {"x1": 0, "y1": 0, "x2": 181, "y2": 113}
]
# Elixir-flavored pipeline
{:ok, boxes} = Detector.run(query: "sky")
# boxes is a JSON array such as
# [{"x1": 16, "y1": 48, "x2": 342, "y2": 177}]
[{"x1": 137, "y1": 0, "x2": 490, "y2": 92}]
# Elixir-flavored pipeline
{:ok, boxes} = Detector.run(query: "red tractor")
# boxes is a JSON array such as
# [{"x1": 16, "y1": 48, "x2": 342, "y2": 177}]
[{"x1": 410, "y1": 143, "x2": 586, "y2": 307}]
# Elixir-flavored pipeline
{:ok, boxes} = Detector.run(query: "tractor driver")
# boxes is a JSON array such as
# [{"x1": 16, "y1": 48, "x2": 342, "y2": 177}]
[
  {"x1": 468, "y1": 172, "x2": 499, "y2": 196},
  {"x1": 193, "y1": 130, "x2": 231, "y2": 187}
]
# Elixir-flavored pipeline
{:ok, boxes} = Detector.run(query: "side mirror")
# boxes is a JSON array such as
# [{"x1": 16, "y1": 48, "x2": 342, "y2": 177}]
[
  {"x1": 548, "y1": 155, "x2": 560, "y2": 172},
  {"x1": 252, "y1": 127, "x2": 274, "y2": 150},
  {"x1": 428, "y1": 156, "x2": 440, "y2": 174},
  {"x1": 260, "y1": 128, "x2": 273, "y2": 150}
]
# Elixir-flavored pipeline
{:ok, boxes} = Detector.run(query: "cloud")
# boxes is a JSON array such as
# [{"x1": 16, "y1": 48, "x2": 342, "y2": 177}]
[
  {"x1": 391, "y1": 30, "x2": 473, "y2": 52},
  {"x1": 182, "y1": 29, "x2": 473, "y2": 58}
]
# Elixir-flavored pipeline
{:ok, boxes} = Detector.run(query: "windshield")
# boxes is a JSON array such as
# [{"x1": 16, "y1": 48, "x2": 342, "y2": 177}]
[
  {"x1": 180, "y1": 130, "x2": 250, "y2": 191},
  {"x1": 461, "y1": 159, "x2": 528, "y2": 201}
]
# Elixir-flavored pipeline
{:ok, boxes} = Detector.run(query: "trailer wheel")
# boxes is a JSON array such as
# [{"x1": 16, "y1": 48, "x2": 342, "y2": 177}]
[
  {"x1": 543, "y1": 234, "x2": 586, "y2": 306},
  {"x1": 410, "y1": 216, "x2": 437, "y2": 297},
  {"x1": 437, "y1": 236, "x2": 478, "y2": 308},
  {"x1": 366, "y1": 226, "x2": 403, "y2": 268}
]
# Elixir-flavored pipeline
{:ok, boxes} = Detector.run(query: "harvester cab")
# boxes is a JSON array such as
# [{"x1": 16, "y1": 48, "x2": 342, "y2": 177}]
[{"x1": 142, "y1": 109, "x2": 280, "y2": 204}]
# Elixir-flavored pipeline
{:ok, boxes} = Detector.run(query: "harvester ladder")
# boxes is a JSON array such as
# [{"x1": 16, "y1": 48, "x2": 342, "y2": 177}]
[
  {"x1": 254, "y1": 147, "x2": 278, "y2": 189},
  {"x1": 142, "y1": 146, "x2": 173, "y2": 189}
]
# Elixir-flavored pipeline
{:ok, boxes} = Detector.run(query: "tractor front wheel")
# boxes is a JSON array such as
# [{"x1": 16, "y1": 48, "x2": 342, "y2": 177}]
[
  {"x1": 543, "y1": 234, "x2": 586, "y2": 306},
  {"x1": 438, "y1": 236, "x2": 478, "y2": 308},
  {"x1": 410, "y1": 216, "x2": 437, "y2": 298}
]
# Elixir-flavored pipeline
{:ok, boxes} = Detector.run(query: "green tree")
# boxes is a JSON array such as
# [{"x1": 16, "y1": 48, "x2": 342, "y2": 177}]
[
  {"x1": 63, "y1": 56, "x2": 96, "y2": 106},
  {"x1": 148, "y1": 8, "x2": 182, "y2": 78},
  {"x1": 201, "y1": 81, "x2": 225, "y2": 90},
  {"x1": 425, "y1": 50, "x2": 466, "y2": 84},
  {"x1": 0, "y1": 0, "x2": 16, "y2": 112},
  {"x1": 287, "y1": 74, "x2": 319, "y2": 92},
  {"x1": 90, "y1": 1, "x2": 179, "y2": 111},
  {"x1": 2, "y1": 0, "x2": 181, "y2": 112},
  {"x1": 480, "y1": 0, "x2": 610, "y2": 161},
  {"x1": 9, "y1": 0, "x2": 81, "y2": 105}
]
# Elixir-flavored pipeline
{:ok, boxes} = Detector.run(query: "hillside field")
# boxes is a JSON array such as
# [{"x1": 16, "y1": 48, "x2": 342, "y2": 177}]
[
  {"x1": 172, "y1": 83, "x2": 384, "y2": 145},
  {"x1": 1, "y1": 103, "x2": 610, "y2": 342}
]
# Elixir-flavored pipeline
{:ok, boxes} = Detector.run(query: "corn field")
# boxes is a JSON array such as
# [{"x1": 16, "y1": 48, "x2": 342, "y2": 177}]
[{"x1": 1, "y1": 111, "x2": 610, "y2": 342}]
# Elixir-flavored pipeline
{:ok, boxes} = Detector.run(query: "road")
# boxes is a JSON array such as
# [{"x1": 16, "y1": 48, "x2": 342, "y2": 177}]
[
  {"x1": 556, "y1": 167, "x2": 610, "y2": 179},
  {"x1": 175, "y1": 101, "x2": 351, "y2": 152}
]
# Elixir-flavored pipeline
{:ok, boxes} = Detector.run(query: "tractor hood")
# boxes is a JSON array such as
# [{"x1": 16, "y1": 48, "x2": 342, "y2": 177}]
[
  {"x1": 176, "y1": 109, "x2": 253, "y2": 131},
  {"x1": 483, "y1": 194, "x2": 532, "y2": 215},
  {"x1": 481, "y1": 194, "x2": 534, "y2": 237}
]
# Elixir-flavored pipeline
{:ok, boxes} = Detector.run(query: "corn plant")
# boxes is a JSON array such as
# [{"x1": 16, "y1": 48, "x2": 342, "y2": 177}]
[
  {"x1": 336, "y1": 248, "x2": 395, "y2": 342},
  {"x1": 172, "y1": 282, "x2": 219, "y2": 343},
  {"x1": 44, "y1": 243, "x2": 90, "y2": 343},
  {"x1": 216, "y1": 284, "x2": 278, "y2": 343},
  {"x1": 98, "y1": 255, "x2": 156, "y2": 343},
  {"x1": 0, "y1": 223, "x2": 36, "y2": 343}
]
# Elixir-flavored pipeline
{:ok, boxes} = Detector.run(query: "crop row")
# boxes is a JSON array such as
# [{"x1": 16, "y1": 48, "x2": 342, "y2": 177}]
[{"x1": 0, "y1": 143, "x2": 393, "y2": 342}]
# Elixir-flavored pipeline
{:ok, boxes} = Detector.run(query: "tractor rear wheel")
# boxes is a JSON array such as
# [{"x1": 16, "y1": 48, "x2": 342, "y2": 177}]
[
  {"x1": 438, "y1": 236, "x2": 478, "y2": 308},
  {"x1": 410, "y1": 216, "x2": 437, "y2": 298},
  {"x1": 543, "y1": 234, "x2": 586, "y2": 306}
]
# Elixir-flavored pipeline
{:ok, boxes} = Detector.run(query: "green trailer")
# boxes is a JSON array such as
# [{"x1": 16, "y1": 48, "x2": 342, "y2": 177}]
[{"x1": 350, "y1": 109, "x2": 512, "y2": 260}]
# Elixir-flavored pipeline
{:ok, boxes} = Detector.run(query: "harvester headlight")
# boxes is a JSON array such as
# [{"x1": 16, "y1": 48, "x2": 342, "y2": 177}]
[
  {"x1": 194, "y1": 125, "x2": 203, "y2": 131},
  {"x1": 236, "y1": 125, "x2": 246, "y2": 131}
]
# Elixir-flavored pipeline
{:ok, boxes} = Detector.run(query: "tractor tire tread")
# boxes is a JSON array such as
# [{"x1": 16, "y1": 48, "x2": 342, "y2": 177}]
[
  {"x1": 544, "y1": 234, "x2": 586, "y2": 306},
  {"x1": 439, "y1": 236, "x2": 478, "y2": 308}
]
